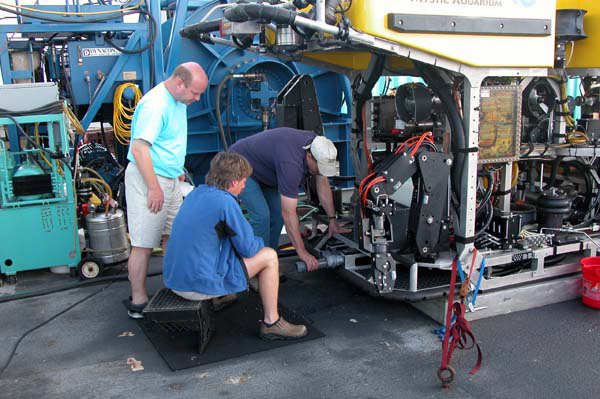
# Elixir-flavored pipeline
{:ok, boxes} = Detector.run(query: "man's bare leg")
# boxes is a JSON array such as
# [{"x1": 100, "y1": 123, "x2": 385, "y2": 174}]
[
  {"x1": 243, "y1": 247, "x2": 279, "y2": 324},
  {"x1": 128, "y1": 246, "x2": 153, "y2": 304}
]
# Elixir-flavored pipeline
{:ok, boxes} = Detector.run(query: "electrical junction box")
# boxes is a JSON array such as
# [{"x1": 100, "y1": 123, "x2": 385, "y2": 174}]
[{"x1": 0, "y1": 83, "x2": 59, "y2": 111}]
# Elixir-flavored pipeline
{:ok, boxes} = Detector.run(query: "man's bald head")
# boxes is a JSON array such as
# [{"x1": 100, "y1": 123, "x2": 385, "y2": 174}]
[{"x1": 168, "y1": 62, "x2": 208, "y2": 105}]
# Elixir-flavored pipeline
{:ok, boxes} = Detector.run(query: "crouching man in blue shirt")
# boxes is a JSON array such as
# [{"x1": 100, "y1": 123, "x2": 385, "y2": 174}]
[{"x1": 163, "y1": 152, "x2": 308, "y2": 340}]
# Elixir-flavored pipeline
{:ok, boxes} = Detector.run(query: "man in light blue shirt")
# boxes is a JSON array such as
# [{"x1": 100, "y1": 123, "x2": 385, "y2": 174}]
[{"x1": 125, "y1": 62, "x2": 208, "y2": 318}]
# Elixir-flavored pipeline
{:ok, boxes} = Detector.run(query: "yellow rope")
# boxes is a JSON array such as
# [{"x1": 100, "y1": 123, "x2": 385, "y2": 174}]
[
  {"x1": 113, "y1": 83, "x2": 142, "y2": 145},
  {"x1": 567, "y1": 130, "x2": 588, "y2": 145},
  {"x1": 63, "y1": 103, "x2": 84, "y2": 137},
  {"x1": 80, "y1": 177, "x2": 113, "y2": 200},
  {"x1": 0, "y1": 0, "x2": 142, "y2": 16}
]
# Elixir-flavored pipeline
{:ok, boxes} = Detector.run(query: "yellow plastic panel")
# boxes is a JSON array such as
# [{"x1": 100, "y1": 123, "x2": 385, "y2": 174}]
[
  {"x1": 345, "y1": 0, "x2": 557, "y2": 67},
  {"x1": 303, "y1": 52, "x2": 373, "y2": 70},
  {"x1": 557, "y1": 0, "x2": 600, "y2": 69}
]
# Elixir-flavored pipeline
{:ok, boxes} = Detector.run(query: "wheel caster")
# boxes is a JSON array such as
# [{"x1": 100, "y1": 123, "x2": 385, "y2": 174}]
[
  {"x1": 77, "y1": 256, "x2": 104, "y2": 280},
  {"x1": 69, "y1": 267, "x2": 78, "y2": 278}
]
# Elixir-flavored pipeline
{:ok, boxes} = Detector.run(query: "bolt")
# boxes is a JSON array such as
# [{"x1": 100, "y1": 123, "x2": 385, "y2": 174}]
[
  {"x1": 445, "y1": 159, "x2": 453, "y2": 166},
  {"x1": 422, "y1": 247, "x2": 428, "y2": 253},
  {"x1": 421, "y1": 155, "x2": 428, "y2": 162},
  {"x1": 389, "y1": 178, "x2": 394, "y2": 183},
  {"x1": 426, "y1": 216, "x2": 434, "y2": 224},
  {"x1": 374, "y1": 187, "x2": 380, "y2": 193},
  {"x1": 383, "y1": 170, "x2": 388, "y2": 175}
]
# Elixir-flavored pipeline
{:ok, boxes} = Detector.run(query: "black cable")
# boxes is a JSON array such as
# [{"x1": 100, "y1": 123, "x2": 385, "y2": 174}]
[
  {"x1": 0, "y1": 4, "x2": 147, "y2": 24},
  {"x1": 335, "y1": 0, "x2": 352, "y2": 14},
  {"x1": 0, "y1": 102, "x2": 63, "y2": 116},
  {"x1": 414, "y1": 62, "x2": 467, "y2": 204},
  {"x1": 226, "y1": 82, "x2": 234, "y2": 146},
  {"x1": 476, "y1": 169, "x2": 494, "y2": 217},
  {"x1": 0, "y1": 283, "x2": 112, "y2": 379},
  {"x1": 0, "y1": 271, "x2": 162, "y2": 304},
  {"x1": 216, "y1": 75, "x2": 234, "y2": 150},
  {"x1": 564, "y1": 160, "x2": 594, "y2": 222},
  {"x1": 104, "y1": 10, "x2": 157, "y2": 55},
  {"x1": 2, "y1": 115, "x2": 64, "y2": 160},
  {"x1": 475, "y1": 201, "x2": 493, "y2": 238}
]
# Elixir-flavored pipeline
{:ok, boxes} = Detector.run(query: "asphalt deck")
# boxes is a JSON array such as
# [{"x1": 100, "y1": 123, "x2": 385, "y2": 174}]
[{"x1": 0, "y1": 255, "x2": 598, "y2": 399}]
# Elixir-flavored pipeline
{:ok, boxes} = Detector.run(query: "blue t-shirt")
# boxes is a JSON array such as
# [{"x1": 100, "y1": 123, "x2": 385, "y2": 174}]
[
  {"x1": 229, "y1": 127, "x2": 316, "y2": 198},
  {"x1": 163, "y1": 185, "x2": 264, "y2": 295},
  {"x1": 127, "y1": 83, "x2": 187, "y2": 178}
]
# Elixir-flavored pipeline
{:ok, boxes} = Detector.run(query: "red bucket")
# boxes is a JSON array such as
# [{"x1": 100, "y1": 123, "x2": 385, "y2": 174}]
[{"x1": 581, "y1": 257, "x2": 600, "y2": 309}]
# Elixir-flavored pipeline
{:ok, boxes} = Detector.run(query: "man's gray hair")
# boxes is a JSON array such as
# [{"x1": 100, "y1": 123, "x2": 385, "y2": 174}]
[{"x1": 172, "y1": 64, "x2": 193, "y2": 87}]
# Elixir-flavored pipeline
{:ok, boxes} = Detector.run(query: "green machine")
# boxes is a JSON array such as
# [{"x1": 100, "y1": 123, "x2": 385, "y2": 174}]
[{"x1": 0, "y1": 83, "x2": 79, "y2": 284}]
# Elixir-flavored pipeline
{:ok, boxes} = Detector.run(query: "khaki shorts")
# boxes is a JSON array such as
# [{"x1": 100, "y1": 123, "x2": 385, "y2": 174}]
[
  {"x1": 171, "y1": 290, "x2": 219, "y2": 301},
  {"x1": 125, "y1": 163, "x2": 182, "y2": 248}
]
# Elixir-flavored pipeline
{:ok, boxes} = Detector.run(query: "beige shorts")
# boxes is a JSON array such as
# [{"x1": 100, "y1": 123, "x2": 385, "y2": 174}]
[
  {"x1": 171, "y1": 289, "x2": 219, "y2": 301},
  {"x1": 125, "y1": 163, "x2": 182, "y2": 248}
]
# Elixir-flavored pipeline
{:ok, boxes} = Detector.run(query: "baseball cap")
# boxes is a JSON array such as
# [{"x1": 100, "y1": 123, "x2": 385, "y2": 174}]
[{"x1": 303, "y1": 136, "x2": 337, "y2": 177}]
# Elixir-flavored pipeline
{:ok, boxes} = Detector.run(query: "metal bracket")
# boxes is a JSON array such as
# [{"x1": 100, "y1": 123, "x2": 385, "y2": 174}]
[{"x1": 387, "y1": 14, "x2": 552, "y2": 36}]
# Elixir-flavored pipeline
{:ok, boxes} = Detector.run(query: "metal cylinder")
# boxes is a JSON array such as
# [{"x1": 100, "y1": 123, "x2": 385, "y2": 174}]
[
  {"x1": 85, "y1": 208, "x2": 130, "y2": 264},
  {"x1": 276, "y1": 24, "x2": 302, "y2": 50},
  {"x1": 295, "y1": 251, "x2": 344, "y2": 272}
]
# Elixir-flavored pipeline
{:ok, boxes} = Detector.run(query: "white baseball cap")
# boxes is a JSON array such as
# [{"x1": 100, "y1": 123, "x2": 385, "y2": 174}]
[{"x1": 303, "y1": 136, "x2": 337, "y2": 177}]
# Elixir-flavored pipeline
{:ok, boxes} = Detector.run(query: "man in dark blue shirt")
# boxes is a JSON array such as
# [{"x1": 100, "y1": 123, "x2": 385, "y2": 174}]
[
  {"x1": 230, "y1": 127, "x2": 351, "y2": 271},
  {"x1": 163, "y1": 152, "x2": 307, "y2": 340}
]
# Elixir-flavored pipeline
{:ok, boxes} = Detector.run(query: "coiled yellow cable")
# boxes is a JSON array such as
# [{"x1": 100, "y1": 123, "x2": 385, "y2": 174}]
[{"x1": 113, "y1": 83, "x2": 142, "y2": 145}]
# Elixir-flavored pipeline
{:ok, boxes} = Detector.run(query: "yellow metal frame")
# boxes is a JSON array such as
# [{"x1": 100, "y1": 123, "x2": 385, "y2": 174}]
[
  {"x1": 338, "y1": 0, "x2": 556, "y2": 68},
  {"x1": 557, "y1": 0, "x2": 600, "y2": 69}
]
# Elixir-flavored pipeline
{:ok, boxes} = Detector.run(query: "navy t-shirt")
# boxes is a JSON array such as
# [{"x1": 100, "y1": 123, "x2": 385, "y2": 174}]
[{"x1": 229, "y1": 127, "x2": 316, "y2": 198}]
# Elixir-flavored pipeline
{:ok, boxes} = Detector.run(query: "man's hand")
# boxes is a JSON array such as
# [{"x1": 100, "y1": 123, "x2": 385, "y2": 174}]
[
  {"x1": 298, "y1": 250, "x2": 319, "y2": 271},
  {"x1": 178, "y1": 173, "x2": 186, "y2": 182},
  {"x1": 147, "y1": 186, "x2": 164, "y2": 213},
  {"x1": 327, "y1": 220, "x2": 352, "y2": 238}
]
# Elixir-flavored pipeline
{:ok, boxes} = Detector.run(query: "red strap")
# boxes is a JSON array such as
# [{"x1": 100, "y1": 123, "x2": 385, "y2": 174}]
[
  {"x1": 447, "y1": 303, "x2": 482, "y2": 375},
  {"x1": 438, "y1": 256, "x2": 483, "y2": 388}
]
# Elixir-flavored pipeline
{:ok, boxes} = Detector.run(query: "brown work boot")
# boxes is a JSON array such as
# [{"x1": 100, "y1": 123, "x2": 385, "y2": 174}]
[
  {"x1": 211, "y1": 294, "x2": 237, "y2": 311},
  {"x1": 259, "y1": 317, "x2": 308, "y2": 340}
]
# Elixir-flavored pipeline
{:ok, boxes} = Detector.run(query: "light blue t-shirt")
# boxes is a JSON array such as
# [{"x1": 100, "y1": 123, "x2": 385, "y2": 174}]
[{"x1": 127, "y1": 82, "x2": 187, "y2": 178}]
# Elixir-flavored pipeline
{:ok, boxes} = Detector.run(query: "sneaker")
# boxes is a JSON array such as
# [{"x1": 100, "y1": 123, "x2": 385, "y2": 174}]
[
  {"x1": 259, "y1": 317, "x2": 308, "y2": 340},
  {"x1": 127, "y1": 297, "x2": 147, "y2": 319},
  {"x1": 211, "y1": 294, "x2": 237, "y2": 312}
]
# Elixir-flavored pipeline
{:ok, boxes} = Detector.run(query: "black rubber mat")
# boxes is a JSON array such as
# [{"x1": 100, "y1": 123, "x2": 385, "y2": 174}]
[{"x1": 131, "y1": 291, "x2": 324, "y2": 371}]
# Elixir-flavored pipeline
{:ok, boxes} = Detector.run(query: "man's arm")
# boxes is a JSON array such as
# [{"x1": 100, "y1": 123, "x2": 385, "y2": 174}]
[
  {"x1": 281, "y1": 195, "x2": 319, "y2": 271},
  {"x1": 130, "y1": 139, "x2": 163, "y2": 213},
  {"x1": 315, "y1": 175, "x2": 352, "y2": 237},
  {"x1": 226, "y1": 200, "x2": 264, "y2": 258}
]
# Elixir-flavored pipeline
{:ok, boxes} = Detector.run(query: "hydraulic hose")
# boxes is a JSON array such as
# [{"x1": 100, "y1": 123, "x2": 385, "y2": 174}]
[
  {"x1": 223, "y1": 3, "x2": 297, "y2": 25},
  {"x1": 180, "y1": 19, "x2": 222, "y2": 37},
  {"x1": 414, "y1": 62, "x2": 467, "y2": 203},
  {"x1": 0, "y1": 271, "x2": 163, "y2": 304},
  {"x1": 352, "y1": 54, "x2": 385, "y2": 176},
  {"x1": 216, "y1": 75, "x2": 233, "y2": 151},
  {"x1": 181, "y1": 4, "x2": 298, "y2": 38}
]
